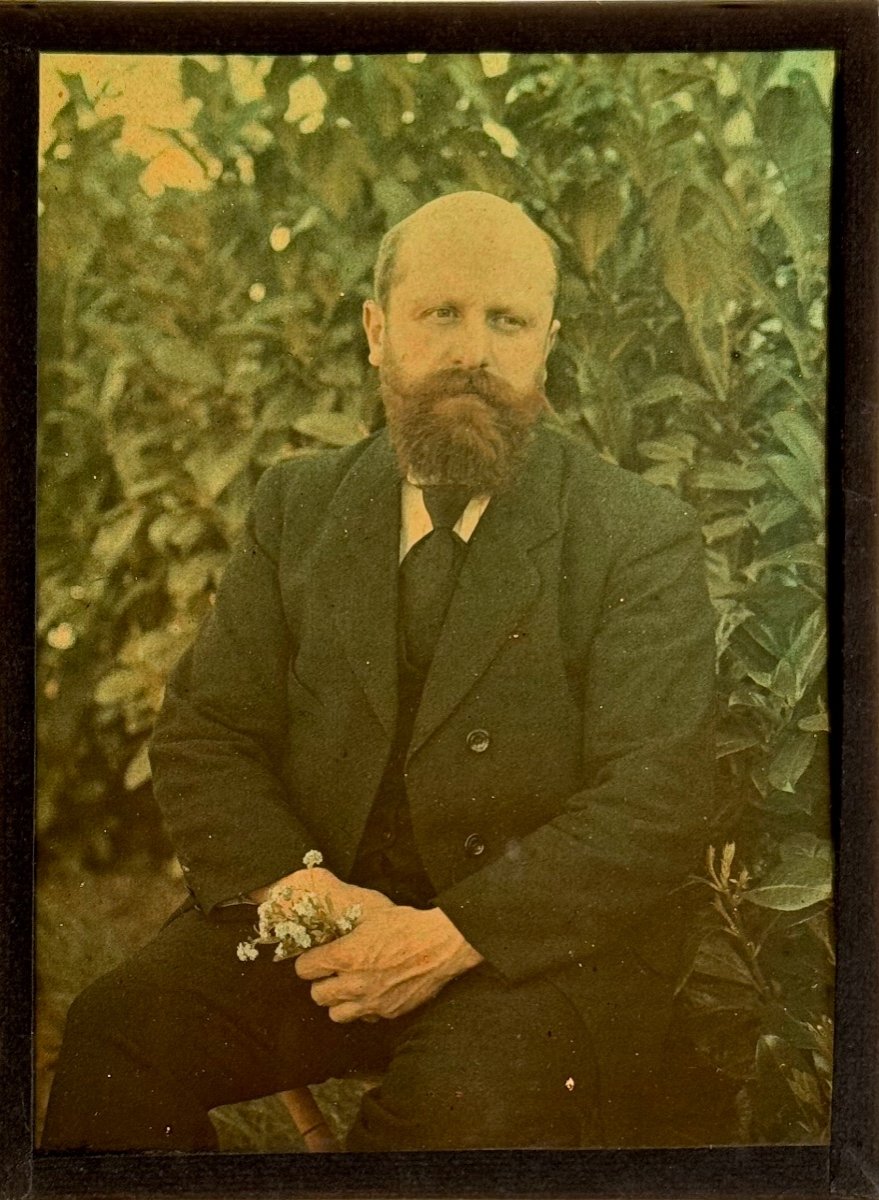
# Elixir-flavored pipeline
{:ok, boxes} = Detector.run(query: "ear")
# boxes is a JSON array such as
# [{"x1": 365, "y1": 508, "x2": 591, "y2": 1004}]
[{"x1": 363, "y1": 299, "x2": 386, "y2": 367}]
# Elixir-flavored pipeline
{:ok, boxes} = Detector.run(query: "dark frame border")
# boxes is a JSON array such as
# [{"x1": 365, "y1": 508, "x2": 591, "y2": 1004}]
[{"x1": 2, "y1": 3, "x2": 876, "y2": 1197}]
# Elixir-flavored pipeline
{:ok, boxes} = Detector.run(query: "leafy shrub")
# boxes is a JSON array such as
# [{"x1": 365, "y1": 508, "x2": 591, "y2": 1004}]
[{"x1": 37, "y1": 51, "x2": 833, "y2": 1141}]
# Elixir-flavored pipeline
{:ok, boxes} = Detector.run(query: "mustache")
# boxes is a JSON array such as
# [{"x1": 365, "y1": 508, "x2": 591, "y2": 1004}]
[{"x1": 404, "y1": 367, "x2": 517, "y2": 408}]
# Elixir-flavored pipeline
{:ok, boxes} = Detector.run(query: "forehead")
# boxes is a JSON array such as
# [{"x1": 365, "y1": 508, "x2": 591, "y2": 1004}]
[{"x1": 393, "y1": 226, "x2": 556, "y2": 311}]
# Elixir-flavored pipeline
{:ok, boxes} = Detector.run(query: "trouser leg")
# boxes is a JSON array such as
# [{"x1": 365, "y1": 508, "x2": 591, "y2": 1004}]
[
  {"x1": 41, "y1": 906, "x2": 391, "y2": 1152},
  {"x1": 348, "y1": 965, "x2": 596, "y2": 1151}
]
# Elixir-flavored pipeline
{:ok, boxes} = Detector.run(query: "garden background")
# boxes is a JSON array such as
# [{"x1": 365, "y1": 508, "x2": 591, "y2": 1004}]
[{"x1": 37, "y1": 49, "x2": 834, "y2": 1148}]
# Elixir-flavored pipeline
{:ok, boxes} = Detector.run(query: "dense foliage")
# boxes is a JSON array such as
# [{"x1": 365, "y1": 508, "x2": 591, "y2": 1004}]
[{"x1": 38, "y1": 51, "x2": 833, "y2": 1143}]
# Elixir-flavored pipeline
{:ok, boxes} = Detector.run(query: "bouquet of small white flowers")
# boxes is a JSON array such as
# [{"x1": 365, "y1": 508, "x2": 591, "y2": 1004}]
[{"x1": 236, "y1": 850, "x2": 362, "y2": 964}]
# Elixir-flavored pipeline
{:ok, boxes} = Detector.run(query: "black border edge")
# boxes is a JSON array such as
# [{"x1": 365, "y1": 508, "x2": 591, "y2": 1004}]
[
  {"x1": 0, "y1": 35, "x2": 38, "y2": 1200},
  {"x1": 33, "y1": 1144, "x2": 830, "y2": 1200},
  {"x1": 828, "y1": 2, "x2": 879, "y2": 1197},
  {"x1": 0, "y1": 2, "x2": 876, "y2": 1198},
  {"x1": 0, "y1": 0, "x2": 866, "y2": 57}
]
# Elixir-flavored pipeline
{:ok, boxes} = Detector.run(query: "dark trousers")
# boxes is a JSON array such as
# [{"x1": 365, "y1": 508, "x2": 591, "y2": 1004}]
[{"x1": 42, "y1": 905, "x2": 594, "y2": 1152}]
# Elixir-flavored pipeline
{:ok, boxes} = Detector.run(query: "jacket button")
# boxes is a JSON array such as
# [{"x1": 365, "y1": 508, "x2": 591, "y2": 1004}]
[
  {"x1": 466, "y1": 728, "x2": 491, "y2": 754},
  {"x1": 464, "y1": 833, "x2": 486, "y2": 857}
]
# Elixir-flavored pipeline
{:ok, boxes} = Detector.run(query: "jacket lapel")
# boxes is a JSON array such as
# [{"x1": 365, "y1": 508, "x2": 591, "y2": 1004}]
[
  {"x1": 409, "y1": 425, "x2": 564, "y2": 755},
  {"x1": 313, "y1": 433, "x2": 401, "y2": 739}
]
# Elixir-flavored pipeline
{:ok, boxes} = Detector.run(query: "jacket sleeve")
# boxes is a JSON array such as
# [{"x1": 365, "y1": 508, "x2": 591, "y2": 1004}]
[
  {"x1": 432, "y1": 501, "x2": 717, "y2": 983},
  {"x1": 149, "y1": 463, "x2": 316, "y2": 912}
]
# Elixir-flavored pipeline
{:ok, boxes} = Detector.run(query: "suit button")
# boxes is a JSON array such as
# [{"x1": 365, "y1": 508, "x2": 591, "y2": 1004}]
[
  {"x1": 466, "y1": 729, "x2": 491, "y2": 754},
  {"x1": 381, "y1": 828, "x2": 395, "y2": 845},
  {"x1": 464, "y1": 834, "x2": 486, "y2": 857}
]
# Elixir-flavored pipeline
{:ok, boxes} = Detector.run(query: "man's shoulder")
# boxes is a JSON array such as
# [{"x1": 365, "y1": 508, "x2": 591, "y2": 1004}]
[
  {"x1": 247, "y1": 432, "x2": 386, "y2": 551},
  {"x1": 542, "y1": 422, "x2": 699, "y2": 538},
  {"x1": 260, "y1": 434, "x2": 380, "y2": 493}
]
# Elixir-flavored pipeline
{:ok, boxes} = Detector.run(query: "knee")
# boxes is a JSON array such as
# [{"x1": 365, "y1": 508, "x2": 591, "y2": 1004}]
[
  {"x1": 349, "y1": 1069, "x2": 585, "y2": 1151},
  {"x1": 347, "y1": 973, "x2": 595, "y2": 1150}
]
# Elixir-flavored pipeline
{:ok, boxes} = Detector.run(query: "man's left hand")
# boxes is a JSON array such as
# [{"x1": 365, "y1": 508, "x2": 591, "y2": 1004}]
[{"x1": 295, "y1": 906, "x2": 484, "y2": 1023}]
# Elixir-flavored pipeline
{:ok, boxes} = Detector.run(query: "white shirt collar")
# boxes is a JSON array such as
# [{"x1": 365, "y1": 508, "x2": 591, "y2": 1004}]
[{"x1": 399, "y1": 479, "x2": 491, "y2": 562}]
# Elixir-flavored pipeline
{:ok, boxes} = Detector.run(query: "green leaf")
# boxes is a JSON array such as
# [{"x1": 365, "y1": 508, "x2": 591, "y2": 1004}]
[
  {"x1": 692, "y1": 933, "x2": 755, "y2": 988},
  {"x1": 186, "y1": 442, "x2": 251, "y2": 501},
  {"x1": 798, "y1": 711, "x2": 830, "y2": 733},
  {"x1": 778, "y1": 833, "x2": 832, "y2": 864},
  {"x1": 716, "y1": 731, "x2": 760, "y2": 758},
  {"x1": 769, "y1": 411, "x2": 824, "y2": 482},
  {"x1": 293, "y1": 412, "x2": 365, "y2": 447},
  {"x1": 769, "y1": 657, "x2": 799, "y2": 706},
  {"x1": 757, "y1": 80, "x2": 830, "y2": 195},
  {"x1": 630, "y1": 374, "x2": 715, "y2": 409},
  {"x1": 637, "y1": 433, "x2": 697, "y2": 463},
  {"x1": 684, "y1": 978, "x2": 760, "y2": 1013},
  {"x1": 765, "y1": 453, "x2": 823, "y2": 518},
  {"x1": 787, "y1": 607, "x2": 827, "y2": 697},
  {"x1": 148, "y1": 510, "x2": 207, "y2": 555},
  {"x1": 752, "y1": 1033, "x2": 802, "y2": 1139},
  {"x1": 641, "y1": 461, "x2": 685, "y2": 490},
  {"x1": 748, "y1": 496, "x2": 800, "y2": 534},
  {"x1": 91, "y1": 509, "x2": 143, "y2": 569},
  {"x1": 744, "y1": 853, "x2": 832, "y2": 911},
  {"x1": 693, "y1": 461, "x2": 767, "y2": 491},
  {"x1": 754, "y1": 786, "x2": 815, "y2": 817},
  {"x1": 123, "y1": 740, "x2": 152, "y2": 791},
  {"x1": 744, "y1": 542, "x2": 825, "y2": 581},
  {"x1": 570, "y1": 179, "x2": 625, "y2": 275},
  {"x1": 372, "y1": 177, "x2": 418, "y2": 226},
  {"x1": 180, "y1": 58, "x2": 218, "y2": 105},
  {"x1": 702, "y1": 515, "x2": 747, "y2": 544},
  {"x1": 766, "y1": 731, "x2": 817, "y2": 793},
  {"x1": 94, "y1": 668, "x2": 140, "y2": 708},
  {"x1": 642, "y1": 65, "x2": 708, "y2": 104},
  {"x1": 56, "y1": 71, "x2": 95, "y2": 117},
  {"x1": 167, "y1": 552, "x2": 226, "y2": 608},
  {"x1": 654, "y1": 111, "x2": 701, "y2": 147},
  {"x1": 145, "y1": 334, "x2": 223, "y2": 390}
]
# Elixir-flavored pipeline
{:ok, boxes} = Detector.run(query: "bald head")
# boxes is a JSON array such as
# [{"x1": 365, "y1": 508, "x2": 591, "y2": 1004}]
[{"x1": 373, "y1": 191, "x2": 560, "y2": 313}]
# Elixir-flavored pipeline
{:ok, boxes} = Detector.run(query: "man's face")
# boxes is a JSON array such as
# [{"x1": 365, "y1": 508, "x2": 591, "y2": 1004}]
[{"x1": 363, "y1": 206, "x2": 560, "y2": 491}]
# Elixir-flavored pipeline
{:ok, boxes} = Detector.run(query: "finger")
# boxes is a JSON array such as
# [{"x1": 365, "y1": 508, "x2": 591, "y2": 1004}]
[
  {"x1": 310, "y1": 975, "x2": 365, "y2": 1008},
  {"x1": 310, "y1": 980, "x2": 337, "y2": 1008},
  {"x1": 328, "y1": 1001, "x2": 370, "y2": 1024},
  {"x1": 295, "y1": 947, "x2": 339, "y2": 979}
]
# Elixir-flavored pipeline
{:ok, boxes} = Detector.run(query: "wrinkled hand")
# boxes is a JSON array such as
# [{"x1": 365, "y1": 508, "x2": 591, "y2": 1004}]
[
  {"x1": 250, "y1": 867, "x2": 393, "y2": 918},
  {"x1": 295, "y1": 905, "x2": 484, "y2": 1023}
]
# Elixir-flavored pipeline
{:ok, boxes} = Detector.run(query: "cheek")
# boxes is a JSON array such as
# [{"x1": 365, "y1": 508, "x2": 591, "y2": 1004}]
[
  {"x1": 386, "y1": 330, "x2": 436, "y2": 371},
  {"x1": 495, "y1": 341, "x2": 549, "y2": 386}
]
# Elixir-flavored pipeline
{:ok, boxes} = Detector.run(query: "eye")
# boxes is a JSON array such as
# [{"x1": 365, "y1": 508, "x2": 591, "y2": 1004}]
[
  {"x1": 491, "y1": 313, "x2": 527, "y2": 331},
  {"x1": 427, "y1": 306, "x2": 459, "y2": 323}
]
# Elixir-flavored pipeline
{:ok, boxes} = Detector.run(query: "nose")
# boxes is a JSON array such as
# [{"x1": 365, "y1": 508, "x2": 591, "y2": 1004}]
[{"x1": 449, "y1": 314, "x2": 491, "y2": 370}]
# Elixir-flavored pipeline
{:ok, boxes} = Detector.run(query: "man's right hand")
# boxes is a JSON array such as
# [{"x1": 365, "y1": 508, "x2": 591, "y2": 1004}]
[{"x1": 249, "y1": 868, "x2": 393, "y2": 917}]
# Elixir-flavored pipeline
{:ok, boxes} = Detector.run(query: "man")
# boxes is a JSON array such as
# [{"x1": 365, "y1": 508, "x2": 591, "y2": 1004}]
[{"x1": 43, "y1": 191, "x2": 716, "y2": 1152}]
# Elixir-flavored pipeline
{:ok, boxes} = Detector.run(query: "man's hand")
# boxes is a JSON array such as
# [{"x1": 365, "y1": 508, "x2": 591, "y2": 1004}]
[
  {"x1": 249, "y1": 867, "x2": 393, "y2": 917},
  {"x1": 295, "y1": 906, "x2": 484, "y2": 1023}
]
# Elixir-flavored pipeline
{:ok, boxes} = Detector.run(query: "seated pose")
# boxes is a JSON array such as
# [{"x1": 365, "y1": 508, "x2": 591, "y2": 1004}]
[{"x1": 43, "y1": 190, "x2": 716, "y2": 1152}]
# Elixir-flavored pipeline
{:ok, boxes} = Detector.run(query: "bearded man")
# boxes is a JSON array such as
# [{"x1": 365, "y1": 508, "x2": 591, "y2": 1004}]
[{"x1": 43, "y1": 192, "x2": 716, "y2": 1153}]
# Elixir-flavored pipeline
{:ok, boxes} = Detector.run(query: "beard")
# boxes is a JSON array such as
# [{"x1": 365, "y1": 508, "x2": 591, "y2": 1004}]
[{"x1": 380, "y1": 361, "x2": 549, "y2": 494}]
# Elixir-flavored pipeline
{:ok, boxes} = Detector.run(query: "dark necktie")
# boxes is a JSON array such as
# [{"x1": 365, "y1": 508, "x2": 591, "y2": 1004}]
[{"x1": 400, "y1": 484, "x2": 472, "y2": 672}]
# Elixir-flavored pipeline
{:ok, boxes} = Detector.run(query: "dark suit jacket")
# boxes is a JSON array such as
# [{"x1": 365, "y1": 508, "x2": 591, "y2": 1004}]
[{"x1": 150, "y1": 420, "x2": 717, "y2": 1132}]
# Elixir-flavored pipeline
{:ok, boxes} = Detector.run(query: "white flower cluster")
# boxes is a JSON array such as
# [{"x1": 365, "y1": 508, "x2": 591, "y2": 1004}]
[{"x1": 235, "y1": 850, "x2": 362, "y2": 965}]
